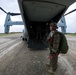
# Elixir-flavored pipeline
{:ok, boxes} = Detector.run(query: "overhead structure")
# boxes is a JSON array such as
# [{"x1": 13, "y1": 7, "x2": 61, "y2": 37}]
[
  {"x1": 18, "y1": 0, "x2": 76, "y2": 37},
  {"x1": 17, "y1": 0, "x2": 76, "y2": 49},
  {"x1": 58, "y1": 8, "x2": 76, "y2": 33},
  {"x1": 57, "y1": 16, "x2": 66, "y2": 33},
  {"x1": 0, "y1": 7, "x2": 67, "y2": 33},
  {"x1": 0, "y1": 4, "x2": 76, "y2": 34},
  {"x1": 0, "y1": 7, "x2": 24, "y2": 33}
]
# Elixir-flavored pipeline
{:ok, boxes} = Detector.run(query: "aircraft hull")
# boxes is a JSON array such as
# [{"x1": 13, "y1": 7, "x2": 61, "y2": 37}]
[{"x1": 18, "y1": 0, "x2": 75, "y2": 49}]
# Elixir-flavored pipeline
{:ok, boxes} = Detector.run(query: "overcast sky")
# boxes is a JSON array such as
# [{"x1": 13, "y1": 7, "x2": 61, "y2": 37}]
[{"x1": 0, "y1": 0, "x2": 76, "y2": 33}]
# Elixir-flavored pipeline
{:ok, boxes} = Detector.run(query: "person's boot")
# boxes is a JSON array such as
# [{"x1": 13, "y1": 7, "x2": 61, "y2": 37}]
[
  {"x1": 48, "y1": 69, "x2": 55, "y2": 74},
  {"x1": 45, "y1": 63, "x2": 52, "y2": 70}
]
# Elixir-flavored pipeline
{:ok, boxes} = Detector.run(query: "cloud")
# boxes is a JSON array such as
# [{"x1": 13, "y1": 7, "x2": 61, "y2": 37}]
[
  {"x1": 0, "y1": 0, "x2": 20, "y2": 12},
  {"x1": 10, "y1": 25, "x2": 24, "y2": 32},
  {"x1": 65, "y1": 2, "x2": 76, "y2": 14},
  {"x1": 64, "y1": 2, "x2": 76, "y2": 33},
  {"x1": 0, "y1": 0, "x2": 23, "y2": 33},
  {"x1": 0, "y1": 25, "x2": 4, "y2": 33}
]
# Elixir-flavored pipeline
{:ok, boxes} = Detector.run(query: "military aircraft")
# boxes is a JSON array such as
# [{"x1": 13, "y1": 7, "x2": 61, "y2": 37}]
[{"x1": 18, "y1": 0, "x2": 76, "y2": 49}]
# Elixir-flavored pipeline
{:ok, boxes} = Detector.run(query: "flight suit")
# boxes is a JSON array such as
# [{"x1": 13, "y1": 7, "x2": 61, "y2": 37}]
[{"x1": 47, "y1": 30, "x2": 60, "y2": 71}]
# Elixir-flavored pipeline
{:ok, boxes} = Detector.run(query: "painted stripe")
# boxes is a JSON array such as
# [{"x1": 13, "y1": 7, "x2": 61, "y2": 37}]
[{"x1": 0, "y1": 41, "x2": 22, "y2": 58}]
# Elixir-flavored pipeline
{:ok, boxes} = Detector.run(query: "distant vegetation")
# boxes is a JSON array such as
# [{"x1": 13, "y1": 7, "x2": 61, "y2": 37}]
[
  {"x1": 0, "y1": 32, "x2": 76, "y2": 36},
  {"x1": 0, "y1": 32, "x2": 22, "y2": 36},
  {"x1": 65, "y1": 33, "x2": 76, "y2": 36}
]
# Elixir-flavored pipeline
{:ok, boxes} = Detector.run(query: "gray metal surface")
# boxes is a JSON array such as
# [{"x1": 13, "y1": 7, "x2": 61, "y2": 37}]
[{"x1": 18, "y1": 0, "x2": 76, "y2": 22}]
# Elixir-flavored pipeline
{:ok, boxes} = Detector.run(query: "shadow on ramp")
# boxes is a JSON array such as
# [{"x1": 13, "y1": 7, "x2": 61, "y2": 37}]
[{"x1": 28, "y1": 39, "x2": 48, "y2": 50}]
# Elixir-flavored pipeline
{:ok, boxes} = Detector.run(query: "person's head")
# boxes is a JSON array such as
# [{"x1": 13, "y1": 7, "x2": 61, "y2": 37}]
[{"x1": 49, "y1": 22, "x2": 58, "y2": 31}]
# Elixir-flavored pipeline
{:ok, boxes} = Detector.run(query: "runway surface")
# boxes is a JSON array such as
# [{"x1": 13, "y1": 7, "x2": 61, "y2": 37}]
[{"x1": 0, "y1": 33, "x2": 76, "y2": 75}]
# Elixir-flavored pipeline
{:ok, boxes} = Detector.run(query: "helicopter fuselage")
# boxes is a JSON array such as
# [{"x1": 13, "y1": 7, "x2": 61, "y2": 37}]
[{"x1": 18, "y1": 0, "x2": 76, "y2": 49}]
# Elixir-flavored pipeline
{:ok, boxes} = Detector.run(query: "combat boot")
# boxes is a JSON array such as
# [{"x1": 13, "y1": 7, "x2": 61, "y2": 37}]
[
  {"x1": 45, "y1": 63, "x2": 52, "y2": 70},
  {"x1": 48, "y1": 69, "x2": 55, "y2": 74}
]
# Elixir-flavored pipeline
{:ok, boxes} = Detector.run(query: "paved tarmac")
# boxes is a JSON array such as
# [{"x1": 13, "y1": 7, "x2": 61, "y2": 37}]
[{"x1": 0, "y1": 33, "x2": 76, "y2": 75}]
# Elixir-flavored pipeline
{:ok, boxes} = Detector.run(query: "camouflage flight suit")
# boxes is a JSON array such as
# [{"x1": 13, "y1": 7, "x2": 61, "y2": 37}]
[{"x1": 47, "y1": 30, "x2": 60, "y2": 72}]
